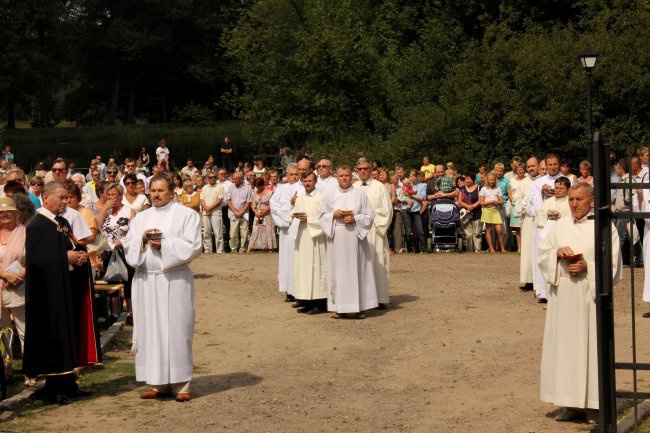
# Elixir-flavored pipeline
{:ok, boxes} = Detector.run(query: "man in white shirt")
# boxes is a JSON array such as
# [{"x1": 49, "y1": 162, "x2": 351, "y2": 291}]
[
  {"x1": 200, "y1": 172, "x2": 225, "y2": 253},
  {"x1": 120, "y1": 158, "x2": 147, "y2": 189},
  {"x1": 181, "y1": 159, "x2": 199, "y2": 179}
]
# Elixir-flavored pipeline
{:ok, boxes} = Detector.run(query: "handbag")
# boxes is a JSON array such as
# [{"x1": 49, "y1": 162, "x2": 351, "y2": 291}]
[
  {"x1": 103, "y1": 250, "x2": 128, "y2": 282},
  {"x1": 86, "y1": 232, "x2": 109, "y2": 254}
]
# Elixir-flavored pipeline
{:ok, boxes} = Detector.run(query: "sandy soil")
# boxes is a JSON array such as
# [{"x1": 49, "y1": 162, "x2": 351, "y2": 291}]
[{"x1": 6, "y1": 252, "x2": 650, "y2": 433}]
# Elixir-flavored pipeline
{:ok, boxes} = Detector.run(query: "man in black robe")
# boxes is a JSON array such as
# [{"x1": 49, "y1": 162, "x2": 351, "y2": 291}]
[{"x1": 23, "y1": 182, "x2": 101, "y2": 405}]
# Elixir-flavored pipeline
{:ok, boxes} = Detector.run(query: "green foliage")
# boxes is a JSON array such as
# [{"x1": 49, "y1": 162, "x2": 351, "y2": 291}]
[{"x1": 1, "y1": 0, "x2": 649, "y2": 169}]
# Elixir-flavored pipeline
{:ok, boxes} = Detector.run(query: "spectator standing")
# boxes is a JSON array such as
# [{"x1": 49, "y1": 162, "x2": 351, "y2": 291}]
[
  {"x1": 494, "y1": 162, "x2": 511, "y2": 248},
  {"x1": 155, "y1": 139, "x2": 170, "y2": 166},
  {"x1": 97, "y1": 184, "x2": 136, "y2": 324},
  {"x1": 2, "y1": 146, "x2": 14, "y2": 163},
  {"x1": 220, "y1": 136, "x2": 234, "y2": 172},
  {"x1": 457, "y1": 172, "x2": 482, "y2": 252},
  {"x1": 479, "y1": 173, "x2": 505, "y2": 253},
  {"x1": 225, "y1": 171, "x2": 252, "y2": 253},
  {"x1": 122, "y1": 173, "x2": 151, "y2": 213},
  {"x1": 120, "y1": 158, "x2": 147, "y2": 189},
  {"x1": 139, "y1": 147, "x2": 150, "y2": 168},
  {"x1": 403, "y1": 170, "x2": 428, "y2": 253},
  {"x1": 577, "y1": 160, "x2": 594, "y2": 186},
  {"x1": 200, "y1": 172, "x2": 225, "y2": 253},
  {"x1": 181, "y1": 159, "x2": 199, "y2": 179},
  {"x1": 95, "y1": 155, "x2": 106, "y2": 179},
  {"x1": 28, "y1": 177, "x2": 44, "y2": 208},
  {"x1": 180, "y1": 181, "x2": 200, "y2": 213},
  {"x1": 504, "y1": 156, "x2": 522, "y2": 182},
  {"x1": 559, "y1": 159, "x2": 578, "y2": 184},
  {"x1": 420, "y1": 155, "x2": 435, "y2": 181},
  {"x1": 248, "y1": 177, "x2": 276, "y2": 252},
  {"x1": 50, "y1": 158, "x2": 68, "y2": 184}
]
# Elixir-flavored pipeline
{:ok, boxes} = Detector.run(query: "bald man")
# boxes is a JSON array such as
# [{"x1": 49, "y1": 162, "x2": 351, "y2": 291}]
[{"x1": 316, "y1": 159, "x2": 337, "y2": 194}]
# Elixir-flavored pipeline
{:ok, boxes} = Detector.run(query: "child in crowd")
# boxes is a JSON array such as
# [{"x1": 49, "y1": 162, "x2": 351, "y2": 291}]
[{"x1": 479, "y1": 172, "x2": 505, "y2": 253}]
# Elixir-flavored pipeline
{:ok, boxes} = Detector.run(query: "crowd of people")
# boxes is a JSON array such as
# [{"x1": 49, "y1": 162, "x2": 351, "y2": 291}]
[{"x1": 0, "y1": 137, "x2": 647, "y2": 424}]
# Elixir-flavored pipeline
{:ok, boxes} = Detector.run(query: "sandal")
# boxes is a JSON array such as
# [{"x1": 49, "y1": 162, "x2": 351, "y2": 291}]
[{"x1": 331, "y1": 313, "x2": 345, "y2": 319}]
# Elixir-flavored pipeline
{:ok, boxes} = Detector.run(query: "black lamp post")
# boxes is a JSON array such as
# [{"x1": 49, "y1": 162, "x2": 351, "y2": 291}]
[{"x1": 580, "y1": 48, "x2": 599, "y2": 149}]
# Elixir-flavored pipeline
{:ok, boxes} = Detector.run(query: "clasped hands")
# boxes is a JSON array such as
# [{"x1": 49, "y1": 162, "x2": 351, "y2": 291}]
[
  {"x1": 333, "y1": 210, "x2": 355, "y2": 224},
  {"x1": 67, "y1": 250, "x2": 89, "y2": 267},
  {"x1": 557, "y1": 246, "x2": 586, "y2": 276}
]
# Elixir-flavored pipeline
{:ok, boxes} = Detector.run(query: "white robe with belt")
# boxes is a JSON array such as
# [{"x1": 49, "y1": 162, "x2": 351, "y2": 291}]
[
  {"x1": 289, "y1": 192, "x2": 327, "y2": 300},
  {"x1": 270, "y1": 182, "x2": 305, "y2": 293},
  {"x1": 319, "y1": 186, "x2": 378, "y2": 313},
  {"x1": 523, "y1": 173, "x2": 564, "y2": 297},
  {"x1": 354, "y1": 179, "x2": 392, "y2": 304},
  {"x1": 538, "y1": 215, "x2": 621, "y2": 409},
  {"x1": 518, "y1": 176, "x2": 536, "y2": 285},
  {"x1": 122, "y1": 201, "x2": 202, "y2": 385}
]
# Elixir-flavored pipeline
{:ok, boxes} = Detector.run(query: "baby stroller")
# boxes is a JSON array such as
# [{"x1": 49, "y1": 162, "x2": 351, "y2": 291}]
[{"x1": 429, "y1": 198, "x2": 463, "y2": 252}]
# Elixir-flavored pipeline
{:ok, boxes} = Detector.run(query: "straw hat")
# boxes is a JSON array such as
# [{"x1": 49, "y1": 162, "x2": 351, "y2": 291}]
[{"x1": 0, "y1": 198, "x2": 17, "y2": 212}]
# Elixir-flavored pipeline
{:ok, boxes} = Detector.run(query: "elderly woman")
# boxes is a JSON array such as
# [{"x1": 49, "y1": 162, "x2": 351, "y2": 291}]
[
  {"x1": 97, "y1": 184, "x2": 136, "y2": 325},
  {"x1": 180, "y1": 180, "x2": 200, "y2": 212},
  {"x1": 71, "y1": 173, "x2": 94, "y2": 206},
  {"x1": 578, "y1": 160, "x2": 594, "y2": 186},
  {"x1": 0, "y1": 198, "x2": 31, "y2": 385},
  {"x1": 122, "y1": 173, "x2": 150, "y2": 213}
]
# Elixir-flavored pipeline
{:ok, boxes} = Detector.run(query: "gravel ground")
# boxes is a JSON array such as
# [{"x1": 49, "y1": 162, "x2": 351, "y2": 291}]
[{"x1": 5, "y1": 252, "x2": 649, "y2": 433}]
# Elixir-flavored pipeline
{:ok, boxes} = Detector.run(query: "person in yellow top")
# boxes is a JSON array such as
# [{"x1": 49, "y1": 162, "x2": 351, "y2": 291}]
[{"x1": 420, "y1": 155, "x2": 436, "y2": 181}]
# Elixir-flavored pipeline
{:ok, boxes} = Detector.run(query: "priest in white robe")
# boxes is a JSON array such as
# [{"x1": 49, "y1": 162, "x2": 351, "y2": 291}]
[
  {"x1": 288, "y1": 172, "x2": 327, "y2": 314},
  {"x1": 122, "y1": 174, "x2": 202, "y2": 402},
  {"x1": 523, "y1": 154, "x2": 565, "y2": 301},
  {"x1": 270, "y1": 163, "x2": 305, "y2": 301},
  {"x1": 538, "y1": 183, "x2": 621, "y2": 422},
  {"x1": 353, "y1": 157, "x2": 392, "y2": 308},
  {"x1": 518, "y1": 157, "x2": 539, "y2": 290},
  {"x1": 319, "y1": 166, "x2": 378, "y2": 319}
]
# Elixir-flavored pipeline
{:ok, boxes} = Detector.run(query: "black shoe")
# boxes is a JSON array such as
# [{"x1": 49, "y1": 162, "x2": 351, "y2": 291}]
[
  {"x1": 297, "y1": 307, "x2": 311, "y2": 314},
  {"x1": 520, "y1": 283, "x2": 534, "y2": 292},
  {"x1": 307, "y1": 307, "x2": 323, "y2": 315},
  {"x1": 69, "y1": 388, "x2": 93, "y2": 397},
  {"x1": 47, "y1": 393, "x2": 72, "y2": 405},
  {"x1": 538, "y1": 298, "x2": 547, "y2": 304},
  {"x1": 377, "y1": 303, "x2": 388, "y2": 310},
  {"x1": 292, "y1": 301, "x2": 305, "y2": 309},
  {"x1": 285, "y1": 294, "x2": 295, "y2": 302},
  {"x1": 125, "y1": 314, "x2": 133, "y2": 326},
  {"x1": 643, "y1": 312, "x2": 650, "y2": 318},
  {"x1": 635, "y1": 262, "x2": 644, "y2": 269}
]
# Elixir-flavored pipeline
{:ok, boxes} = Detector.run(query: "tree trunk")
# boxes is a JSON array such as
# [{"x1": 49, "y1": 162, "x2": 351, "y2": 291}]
[
  {"x1": 105, "y1": 68, "x2": 122, "y2": 125},
  {"x1": 126, "y1": 80, "x2": 135, "y2": 124},
  {"x1": 6, "y1": 97, "x2": 16, "y2": 129}
]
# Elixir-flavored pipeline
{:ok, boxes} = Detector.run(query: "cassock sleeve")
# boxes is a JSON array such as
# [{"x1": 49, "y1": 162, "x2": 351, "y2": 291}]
[
  {"x1": 122, "y1": 217, "x2": 147, "y2": 268},
  {"x1": 538, "y1": 223, "x2": 560, "y2": 289},
  {"x1": 372, "y1": 185, "x2": 393, "y2": 237},
  {"x1": 159, "y1": 208, "x2": 202, "y2": 269},
  {"x1": 586, "y1": 223, "x2": 622, "y2": 299},
  {"x1": 319, "y1": 195, "x2": 336, "y2": 238},
  {"x1": 270, "y1": 185, "x2": 293, "y2": 229},
  {"x1": 353, "y1": 190, "x2": 375, "y2": 240},
  {"x1": 522, "y1": 181, "x2": 540, "y2": 217},
  {"x1": 307, "y1": 197, "x2": 325, "y2": 239}
]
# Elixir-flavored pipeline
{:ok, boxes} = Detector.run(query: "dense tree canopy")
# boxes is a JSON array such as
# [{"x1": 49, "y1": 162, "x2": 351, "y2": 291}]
[{"x1": 1, "y1": 0, "x2": 649, "y2": 166}]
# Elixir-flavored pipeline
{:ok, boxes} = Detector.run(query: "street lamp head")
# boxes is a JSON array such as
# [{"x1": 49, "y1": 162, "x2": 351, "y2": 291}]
[{"x1": 580, "y1": 48, "x2": 599, "y2": 71}]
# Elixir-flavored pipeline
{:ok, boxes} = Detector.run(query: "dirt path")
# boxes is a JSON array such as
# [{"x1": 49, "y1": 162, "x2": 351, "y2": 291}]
[{"x1": 6, "y1": 253, "x2": 649, "y2": 432}]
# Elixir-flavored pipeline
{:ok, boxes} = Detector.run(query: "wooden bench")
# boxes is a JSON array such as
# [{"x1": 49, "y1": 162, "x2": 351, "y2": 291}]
[{"x1": 94, "y1": 280, "x2": 124, "y2": 327}]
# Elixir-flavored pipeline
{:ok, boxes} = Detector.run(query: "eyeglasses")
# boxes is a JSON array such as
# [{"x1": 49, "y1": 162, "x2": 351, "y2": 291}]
[
  {"x1": 124, "y1": 181, "x2": 136, "y2": 185},
  {"x1": 52, "y1": 168, "x2": 66, "y2": 173},
  {"x1": 92, "y1": 173, "x2": 100, "y2": 176},
  {"x1": 30, "y1": 182, "x2": 43, "y2": 186},
  {"x1": 208, "y1": 176, "x2": 216, "y2": 179},
  {"x1": 316, "y1": 165, "x2": 331, "y2": 169},
  {"x1": 126, "y1": 164, "x2": 135, "y2": 168},
  {"x1": 357, "y1": 167, "x2": 371, "y2": 171},
  {"x1": 107, "y1": 171, "x2": 117, "y2": 175}
]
